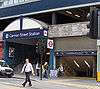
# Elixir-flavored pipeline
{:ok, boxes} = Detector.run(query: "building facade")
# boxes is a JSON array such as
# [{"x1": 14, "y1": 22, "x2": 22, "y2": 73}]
[{"x1": 0, "y1": 0, "x2": 99, "y2": 77}]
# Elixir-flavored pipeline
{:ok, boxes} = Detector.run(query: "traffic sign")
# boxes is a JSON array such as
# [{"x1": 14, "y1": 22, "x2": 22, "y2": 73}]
[{"x1": 47, "y1": 39, "x2": 54, "y2": 49}]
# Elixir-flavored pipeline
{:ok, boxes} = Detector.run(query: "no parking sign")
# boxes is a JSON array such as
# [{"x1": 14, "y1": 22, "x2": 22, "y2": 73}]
[{"x1": 47, "y1": 39, "x2": 54, "y2": 49}]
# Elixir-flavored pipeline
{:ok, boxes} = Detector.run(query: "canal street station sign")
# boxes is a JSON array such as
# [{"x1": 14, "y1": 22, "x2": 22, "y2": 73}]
[{"x1": 3, "y1": 29, "x2": 48, "y2": 40}]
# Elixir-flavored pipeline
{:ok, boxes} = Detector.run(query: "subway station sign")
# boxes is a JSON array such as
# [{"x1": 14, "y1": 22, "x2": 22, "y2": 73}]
[
  {"x1": 47, "y1": 39, "x2": 54, "y2": 49},
  {"x1": 3, "y1": 29, "x2": 48, "y2": 40}
]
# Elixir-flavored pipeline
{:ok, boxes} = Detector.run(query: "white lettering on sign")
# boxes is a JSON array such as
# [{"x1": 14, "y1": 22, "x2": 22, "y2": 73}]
[
  {"x1": 20, "y1": 33, "x2": 29, "y2": 37},
  {"x1": 47, "y1": 39, "x2": 54, "y2": 49},
  {"x1": 9, "y1": 34, "x2": 19, "y2": 38},
  {"x1": 29, "y1": 32, "x2": 40, "y2": 36}
]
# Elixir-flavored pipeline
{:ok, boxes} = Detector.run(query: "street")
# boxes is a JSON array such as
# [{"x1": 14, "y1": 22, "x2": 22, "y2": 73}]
[
  {"x1": 0, "y1": 76, "x2": 100, "y2": 89},
  {"x1": 0, "y1": 77, "x2": 82, "y2": 89}
]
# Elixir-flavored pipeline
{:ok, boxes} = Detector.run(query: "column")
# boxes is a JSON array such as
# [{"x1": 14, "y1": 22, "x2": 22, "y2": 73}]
[
  {"x1": 49, "y1": 49, "x2": 55, "y2": 70},
  {"x1": 20, "y1": 15, "x2": 23, "y2": 31},
  {"x1": 97, "y1": 45, "x2": 100, "y2": 81},
  {"x1": 4, "y1": 40, "x2": 9, "y2": 65},
  {"x1": 52, "y1": 12, "x2": 56, "y2": 25},
  {"x1": 49, "y1": 12, "x2": 56, "y2": 70}
]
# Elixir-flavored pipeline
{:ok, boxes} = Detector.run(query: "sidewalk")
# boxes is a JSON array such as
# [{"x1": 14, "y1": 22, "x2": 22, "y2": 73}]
[
  {"x1": 47, "y1": 78, "x2": 100, "y2": 89},
  {"x1": 14, "y1": 74, "x2": 100, "y2": 89}
]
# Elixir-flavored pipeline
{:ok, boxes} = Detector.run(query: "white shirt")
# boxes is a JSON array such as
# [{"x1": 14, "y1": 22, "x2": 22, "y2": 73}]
[
  {"x1": 36, "y1": 63, "x2": 40, "y2": 69},
  {"x1": 59, "y1": 66, "x2": 63, "y2": 72},
  {"x1": 21, "y1": 63, "x2": 34, "y2": 73}
]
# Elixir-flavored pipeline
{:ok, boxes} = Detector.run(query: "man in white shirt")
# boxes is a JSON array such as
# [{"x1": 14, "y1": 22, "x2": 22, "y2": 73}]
[{"x1": 21, "y1": 58, "x2": 34, "y2": 87}]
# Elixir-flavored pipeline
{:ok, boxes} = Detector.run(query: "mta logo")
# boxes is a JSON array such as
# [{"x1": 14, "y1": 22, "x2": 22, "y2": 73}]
[{"x1": 5, "y1": 34, "x2": 9, "y2": 39}]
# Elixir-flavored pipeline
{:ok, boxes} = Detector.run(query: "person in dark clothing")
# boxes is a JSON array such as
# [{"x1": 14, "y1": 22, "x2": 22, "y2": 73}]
[
  {"x1": 36, "y1": 62, "x2": 40, "y2": 76},
  {"x1": 21, "y1": 58, "x2": 34, "y2": 87}
]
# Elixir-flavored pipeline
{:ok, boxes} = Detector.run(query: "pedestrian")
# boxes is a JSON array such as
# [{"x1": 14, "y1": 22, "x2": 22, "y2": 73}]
[
  {"x1": 21, "y1": 58, "x2": 34, "y2": 87},
  {"x1": 43, "y1": 62, "x2": 48, "y2": 78},
  {"x1": 36, "y1": 62, "x2": 40, "y2": 76},
  {"x1": 58, "y1": 64, "x2": 64, "y2": 77}
]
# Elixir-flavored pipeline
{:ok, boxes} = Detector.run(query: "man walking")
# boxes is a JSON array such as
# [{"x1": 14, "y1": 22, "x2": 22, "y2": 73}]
[{"x1": 21, "y1": 58, "x2": 34, "y2": 87}]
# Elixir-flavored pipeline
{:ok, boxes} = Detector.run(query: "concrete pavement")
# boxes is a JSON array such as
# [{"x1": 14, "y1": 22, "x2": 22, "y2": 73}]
[
  {"x1": 47, "y1": 79, "x2": 100, "y2": 89},
  {"x1": 0, "y1": 77, "x2": 84, "y2": 89},
  {"x1": 13, "y1": 74, "x2": 100, "y2": 89},
  {"x1": 0, "y1": 74, "x2": 99, "y2": 89},
  {"x1": 0, "y1": 83, "x2": 26, "y2": 89}
]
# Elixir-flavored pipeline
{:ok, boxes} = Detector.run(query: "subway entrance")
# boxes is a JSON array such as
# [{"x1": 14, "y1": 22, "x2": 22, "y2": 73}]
[
  {"x1": 3, "y1": 18, "x2": 48, "y2": 74},
  {"x1": 4, "y1": 37, "x2": 48, "y2": 73},
  {"x1": 56, "y1": 51, "x2": 97, "y2": 78}
]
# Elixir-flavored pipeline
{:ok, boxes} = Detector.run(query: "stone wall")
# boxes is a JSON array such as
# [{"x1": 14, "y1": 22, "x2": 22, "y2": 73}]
[{"x1": 48, "y1": 22, "x2": 89, "y2": 38}]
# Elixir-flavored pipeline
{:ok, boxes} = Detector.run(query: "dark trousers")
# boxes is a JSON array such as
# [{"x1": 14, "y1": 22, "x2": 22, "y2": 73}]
[
  {"x1": 23, "y1": 72, "x2": 32, "y2": 86},
  {"x1": 43, "y1": 70, "x2": 48, "y2": 78},
  {"x1": 36, "y1": 69, "x2": 39, "y2": 76}
]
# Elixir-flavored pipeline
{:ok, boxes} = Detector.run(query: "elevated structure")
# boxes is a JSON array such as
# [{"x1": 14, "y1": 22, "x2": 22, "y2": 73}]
[
  {"x1": 0, "y1": 0, "x2": 99, "y2": 19},
  {"x1": 0, "y1": 0, "x2": 99, "y2": 79}
]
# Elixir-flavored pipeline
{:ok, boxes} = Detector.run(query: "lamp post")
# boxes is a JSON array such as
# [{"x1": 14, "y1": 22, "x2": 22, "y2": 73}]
[{"x1": 38, "y1": 38, "x2": 46, "y2": 80}]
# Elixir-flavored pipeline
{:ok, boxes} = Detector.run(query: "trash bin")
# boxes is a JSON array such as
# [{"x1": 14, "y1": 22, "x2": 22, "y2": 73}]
[{"x1": 50, "y1": 70, "x2": 58, "y2": 79}]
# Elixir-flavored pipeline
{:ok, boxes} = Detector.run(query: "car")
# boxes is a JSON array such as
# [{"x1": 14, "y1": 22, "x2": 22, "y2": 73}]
[{"x1": 0, "y1": 60, "x2": 14, "y2": 78}]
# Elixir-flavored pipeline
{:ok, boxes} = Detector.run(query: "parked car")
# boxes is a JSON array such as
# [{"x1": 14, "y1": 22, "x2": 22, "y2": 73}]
[{"x1": 0, "y1": 60, "x2": 14, "y2": 78}]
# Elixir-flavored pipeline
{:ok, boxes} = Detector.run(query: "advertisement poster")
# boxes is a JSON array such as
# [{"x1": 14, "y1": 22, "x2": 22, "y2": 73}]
[{"x1": 9, "y1": 47, "x2": 14, "y2": 57}]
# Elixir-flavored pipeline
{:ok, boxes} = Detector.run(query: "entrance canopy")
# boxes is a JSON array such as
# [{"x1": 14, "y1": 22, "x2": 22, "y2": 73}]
[
  {"x1": 3, "y1": 18, "x2": 48, "y2": 32},
  {"x1": 3, "y1": 18, "x2": 48, "y2": 45},
  {"x1": 3, "y1": 18, "x2": 48, "y2": 68}
]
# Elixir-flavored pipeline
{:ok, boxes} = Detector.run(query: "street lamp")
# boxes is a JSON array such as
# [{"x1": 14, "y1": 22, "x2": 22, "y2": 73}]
[{"x1": 37, "y1": 38, "x2": 47, "y2": 80}]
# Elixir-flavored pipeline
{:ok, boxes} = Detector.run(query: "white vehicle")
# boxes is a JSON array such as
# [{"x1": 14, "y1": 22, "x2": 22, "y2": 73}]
[{"x1": 0, "y1": 60, "x2": 14, "y2": 78}]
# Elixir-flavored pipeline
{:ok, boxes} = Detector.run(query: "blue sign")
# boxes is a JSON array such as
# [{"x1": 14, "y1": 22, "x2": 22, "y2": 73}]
[
  {"x1": 3, "y1": 29, "x2": 48, "y2": 40},
  {"x1": 56, "y1": 50, "x2": 96, "y2": 56}
]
